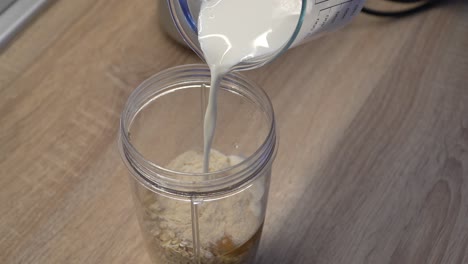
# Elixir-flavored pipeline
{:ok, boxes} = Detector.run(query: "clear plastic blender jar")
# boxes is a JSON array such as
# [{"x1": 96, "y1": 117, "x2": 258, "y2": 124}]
[{"x1": 119, "y1": 64, "x2": 277, "y2": 263}]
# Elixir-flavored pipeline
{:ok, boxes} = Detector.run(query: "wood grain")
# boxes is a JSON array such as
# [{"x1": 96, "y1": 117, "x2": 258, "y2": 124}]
[{"x1": 0, "y1": 0, "x2": 467, "y2": 263}]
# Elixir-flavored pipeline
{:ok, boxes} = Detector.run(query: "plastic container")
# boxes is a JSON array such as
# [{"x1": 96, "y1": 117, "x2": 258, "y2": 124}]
[
  {"x1": 166, "y1": 0, "x2": 365, "y2": 70},
  {"x1": 118, "y1": 64, "x2": 278, "y2": 263},
  {"x1": 159, "y1": 0, "x2": 186, "y2": 45}
]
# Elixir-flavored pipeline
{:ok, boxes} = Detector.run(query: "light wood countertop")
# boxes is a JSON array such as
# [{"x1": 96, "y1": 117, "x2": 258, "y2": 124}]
[{"x1": 1, "y1": 0, "x2": 467, "y2": 263}]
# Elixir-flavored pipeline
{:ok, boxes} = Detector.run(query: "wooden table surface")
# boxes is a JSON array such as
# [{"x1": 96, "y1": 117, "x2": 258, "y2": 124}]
[{"x1": 1, "y1": 0, "x2": 467, "y2": 263}]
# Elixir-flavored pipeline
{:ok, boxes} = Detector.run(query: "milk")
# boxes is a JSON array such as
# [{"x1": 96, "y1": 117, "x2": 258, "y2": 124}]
[
  {"x1": 198, "y1": 0, "x2": 300, "y2": 71},
  {"x1": 199, "y1": 0, "x2": 300, "y2": 171},
  {"x1": 197, "y1": 0, "x2": 365, "y2": 171}
]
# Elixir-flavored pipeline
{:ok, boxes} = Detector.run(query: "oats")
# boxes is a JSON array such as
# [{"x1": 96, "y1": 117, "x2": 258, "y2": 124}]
[
  {"x1": 159, "y1": 221, "x2": 168, "y2": 229},
  {"x1": 140, "y1": 150, "x2": 264, "y2": 263}
]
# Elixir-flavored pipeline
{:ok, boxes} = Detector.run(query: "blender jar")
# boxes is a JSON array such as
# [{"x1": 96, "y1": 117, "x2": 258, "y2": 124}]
[{"x1": 118, "y1": 64, "x2": 277, "y2": 263}]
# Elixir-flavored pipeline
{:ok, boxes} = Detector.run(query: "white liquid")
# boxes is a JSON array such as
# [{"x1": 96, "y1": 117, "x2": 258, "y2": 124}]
[{"x1": 199, "y1": 0, "x2": 300, "y2": 172}]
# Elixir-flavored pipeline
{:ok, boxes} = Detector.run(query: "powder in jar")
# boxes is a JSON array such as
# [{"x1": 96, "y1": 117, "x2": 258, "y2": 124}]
[{"x1": 140, "y1": 150, "x2": 265, "y2": 263}]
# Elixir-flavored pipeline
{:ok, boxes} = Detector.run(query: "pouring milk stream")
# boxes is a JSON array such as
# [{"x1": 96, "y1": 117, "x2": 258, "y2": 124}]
[{"x1": 192, "y1": 0, "x2": 365, "y2": 171}]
